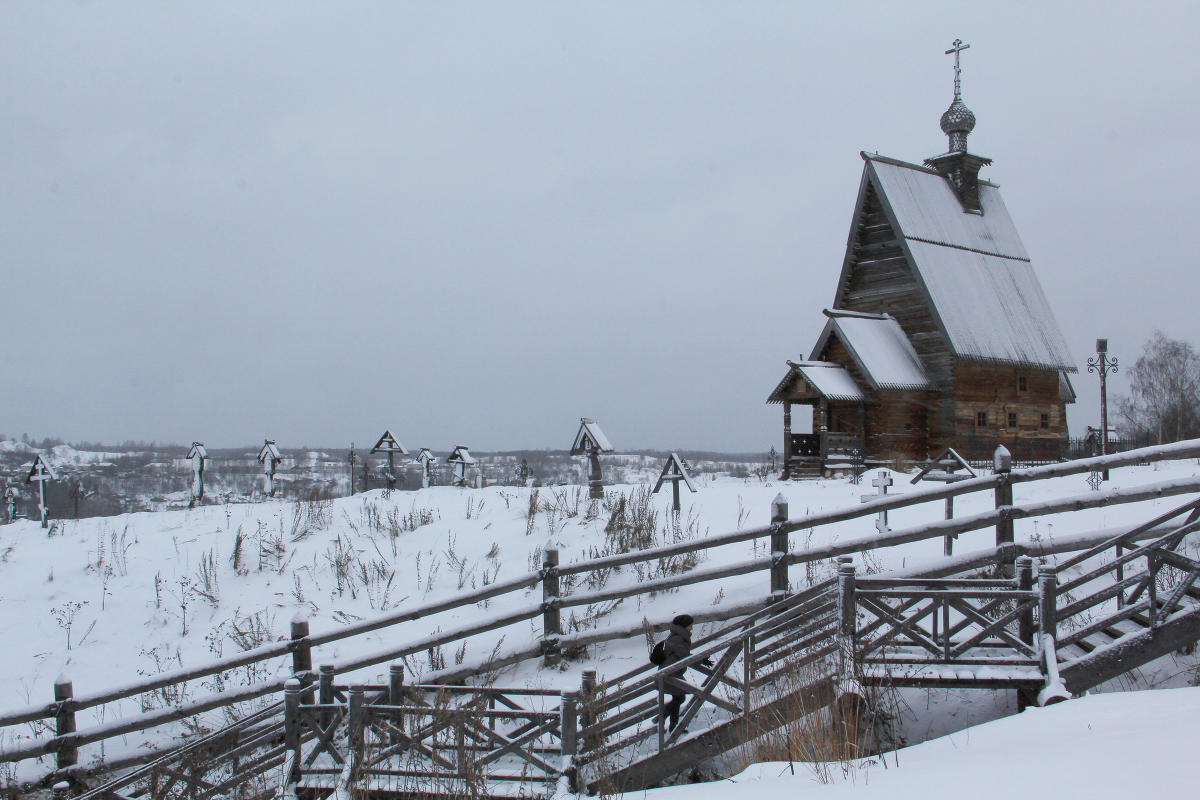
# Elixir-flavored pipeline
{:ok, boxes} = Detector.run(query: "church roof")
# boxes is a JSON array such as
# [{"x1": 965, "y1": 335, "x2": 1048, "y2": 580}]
[
  {"x1": 842, "y1": 154, "x2": 1076, "y2": 372},
  {"x1": 811, "y1": 310, "x2": 933, "y2": 391}
]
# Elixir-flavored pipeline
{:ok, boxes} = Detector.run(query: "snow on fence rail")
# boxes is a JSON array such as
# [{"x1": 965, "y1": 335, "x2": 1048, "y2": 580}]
[{"x1": 5, "y1": 440, "x2": 1200, "y2": 778}]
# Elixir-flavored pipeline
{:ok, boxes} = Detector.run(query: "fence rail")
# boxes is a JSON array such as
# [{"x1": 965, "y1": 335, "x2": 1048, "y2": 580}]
[{"x1": 6, "y1": 440, "x2": 1200, "y2": 787}]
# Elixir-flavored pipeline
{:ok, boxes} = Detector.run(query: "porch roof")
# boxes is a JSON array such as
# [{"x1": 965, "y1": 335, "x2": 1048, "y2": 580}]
[{"x1": 766, "y1": 360, "x2": 868, "y2": 404}]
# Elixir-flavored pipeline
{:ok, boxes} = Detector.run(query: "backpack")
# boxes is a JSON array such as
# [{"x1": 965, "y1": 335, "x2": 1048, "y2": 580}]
[{"x1": 649, "y1": 639, "x2": 666, "y2": 666}]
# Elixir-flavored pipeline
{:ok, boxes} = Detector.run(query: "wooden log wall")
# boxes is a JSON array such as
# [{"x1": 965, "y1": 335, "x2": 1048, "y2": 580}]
[{"x1": 950, "y1": 362, "x2": 1068, "y2": 460}]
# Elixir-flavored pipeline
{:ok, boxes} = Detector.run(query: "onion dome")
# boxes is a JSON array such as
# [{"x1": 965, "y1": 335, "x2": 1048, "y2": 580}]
[{"x1": 941, "y1": 98, "x2": 975, "y2": 152}]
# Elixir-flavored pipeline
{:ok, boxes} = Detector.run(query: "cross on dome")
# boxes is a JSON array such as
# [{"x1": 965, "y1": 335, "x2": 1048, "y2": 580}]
[{"x1": 945, "y1": 38, "x2": 970, "y2": 101}]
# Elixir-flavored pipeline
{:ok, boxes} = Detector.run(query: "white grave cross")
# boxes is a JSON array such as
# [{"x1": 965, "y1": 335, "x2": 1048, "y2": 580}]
[{"x1": 860, "y1": 470, "x2": 893, "y2": 533}]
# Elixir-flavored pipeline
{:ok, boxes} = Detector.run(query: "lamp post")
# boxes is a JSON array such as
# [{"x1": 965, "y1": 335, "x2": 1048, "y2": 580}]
[{"x1": 1087, "y1": 339, "x2": 1118, "y2": 481}]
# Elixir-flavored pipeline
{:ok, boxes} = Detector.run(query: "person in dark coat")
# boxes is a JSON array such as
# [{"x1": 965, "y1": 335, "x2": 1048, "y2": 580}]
[{"x1": 659, "y1": 614, "x2": 699, "y2": 731}]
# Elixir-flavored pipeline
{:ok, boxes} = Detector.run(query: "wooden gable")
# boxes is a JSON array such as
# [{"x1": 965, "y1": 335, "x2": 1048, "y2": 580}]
[{"x1": 831, "y1": 168, "x2": 951, "y2": 389}]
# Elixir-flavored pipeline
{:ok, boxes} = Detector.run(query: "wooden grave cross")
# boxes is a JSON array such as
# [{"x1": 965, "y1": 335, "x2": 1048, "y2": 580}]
[
  {"x1": 414, "y1": 448, "x2": 435, "y2": 488},
  {"x1": 570, "y1": 418, "x2": 614, "y2": 500},
  {"x1": 187, "y1": 442, "x2": 207, "y2": 507},
  {"x1": 447, "y1": 446, "x2": 475, "y2": 488},
  {"x1": 258, "y1": 439, "x2": 282, "y2": 498},
  {"x1": 25, "y1": 454, "x2": 57, "y2": 529},
  {"x1": 371, "y1": 429, "x2": 409, "y2": 491},
  {"x1": 4, "y1": 486, "x2": 17, "y2": 523},
  {"x1": 860, "y1": 469, "x2": 893, "y2": 533},
  {"x1": 348, "y1": 444, "x2": 358, "y2": 495},
  {"x1": 652, "y1": 452, "x2": 698, "y2": 513}
]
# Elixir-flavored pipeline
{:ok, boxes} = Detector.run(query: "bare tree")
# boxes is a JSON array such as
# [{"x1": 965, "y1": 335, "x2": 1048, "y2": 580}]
[{"x1": 1118, "y1": 331, "x2": 1200, "y2": 443}]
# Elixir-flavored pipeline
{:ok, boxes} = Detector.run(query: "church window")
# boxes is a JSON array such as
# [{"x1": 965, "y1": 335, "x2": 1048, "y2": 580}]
[
  {"x1": 1007, "y1": 412, "x2": 1018, "y2": 429},
  {"x1": 1018, "y1": 375, "x2": 1028, "y2": 392},
  {"x1": 1040, "y1": 413, "x2": 1049, "y2": 429},
  {"x1": 976, "y1": 411, "x2": 988, "y2": 428}
]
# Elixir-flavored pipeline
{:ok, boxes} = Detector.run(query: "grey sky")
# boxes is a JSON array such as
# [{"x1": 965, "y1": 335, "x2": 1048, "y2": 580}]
[{"x1": 3, "y1": 2, "x2": 1198, "y2": 451}]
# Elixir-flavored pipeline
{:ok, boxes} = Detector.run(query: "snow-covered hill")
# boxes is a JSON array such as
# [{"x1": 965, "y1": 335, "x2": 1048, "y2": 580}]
[
  {"x1": 624, "y1": 686, "x2": 1200, "y2": 799},
  {"x1": 1, "y1": 462, "x2": 1199, "y2": 785}
]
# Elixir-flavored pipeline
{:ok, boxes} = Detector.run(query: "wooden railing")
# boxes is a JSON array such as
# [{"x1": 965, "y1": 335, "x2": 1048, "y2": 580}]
[
  {"x1": 7, "y1": 441, "x2": 1200, "y2": 786},
  {"x1": 69, "y1": 495, "x2": 1200, "y2": 798}
]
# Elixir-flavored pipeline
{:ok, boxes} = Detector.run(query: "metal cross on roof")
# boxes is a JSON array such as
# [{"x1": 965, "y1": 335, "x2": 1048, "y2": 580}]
[{"x1": 946, "y1": 38, "x2": 970, "y2": 101}]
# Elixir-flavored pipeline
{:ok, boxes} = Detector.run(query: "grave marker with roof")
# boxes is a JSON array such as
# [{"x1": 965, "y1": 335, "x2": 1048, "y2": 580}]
[
  {"x1": 767, "y1": 40, "x2": 1076, "y2": 477},
  {"x1": 258, "y1": 439, "x2": 282, "y2": 498},
  {"x1": 414, "y1": 448, "x2": 435, "y2": 488},
  {"x1": 652, "y1": 452, "x2": 697, "y2": 513},
  {"x1": 447, "y1": 446, "x2": 475, "y2": 488},
  {"x1": 911, "y1": 447, "x2": 977, "y2": 553},
  {"x1": 187, "y1": 442, "x2": 207, "y2": 507},
  {"x1": 25, "y1": 454, "x2": 57, "y2": 528},
  {"x1": 570, "y1": 418, "x2": 614, "y2": 499},
  {"x1": 371, "y1": 429, "x2": 409, "y2": 491},
  {"x1": 5, "y1": 486, "x2": 18, "y2": 523}
]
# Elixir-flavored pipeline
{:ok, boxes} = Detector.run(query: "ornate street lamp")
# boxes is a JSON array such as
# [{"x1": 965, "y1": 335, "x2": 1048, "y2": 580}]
[{"x1": 1087, "y1": 339, "x2": 1118, "y2": 481}]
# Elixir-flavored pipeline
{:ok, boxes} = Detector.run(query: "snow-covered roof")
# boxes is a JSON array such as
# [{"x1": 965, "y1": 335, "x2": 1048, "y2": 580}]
[
  {"x1": 1059, "y1": 372, "x2": 1077, "y2": 404},
  {"x1": 905, "y1": 240, "x2": 1075, "y2": 370},
  {"x1": 812, "y1": 311, "x2": 933, "y2": 391},
  {"x1": 258, "y1": 440, "x2": 281, "y2": 462},
  {"x1": 25, "y1": 454, "x2": 57, "y2": 482},
  {"x1": 653, "y1": 452, "x2": 698, "y2": 493},
  {"x1": 766, "y1": 361, "x2": 867, "y2": 403},
  {"x1": 570, "y1": 419, "x2": 614, "y2": 455},
  {"x1": 447, "y1": 446, "x2": 476, "y2": 465},
  {"x1": 852, "y1": 155, "x2": 1076, "y2": 372},
  {"x1": 870, "y1": 157, "x2": 1028, "y2": 259},
  {"x1": 371, "y1": 429, "x2": 409, "y2": 455}
]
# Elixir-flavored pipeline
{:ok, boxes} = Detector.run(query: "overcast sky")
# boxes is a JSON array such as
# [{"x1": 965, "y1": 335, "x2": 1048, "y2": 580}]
[{"x1": 2, "y1": 2, "x2": 1198, "y2": 451}]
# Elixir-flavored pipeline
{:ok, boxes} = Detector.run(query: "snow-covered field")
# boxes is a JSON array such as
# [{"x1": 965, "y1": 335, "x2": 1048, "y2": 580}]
[{"x1": 2, "y1": 460, "x2": 1199, "y2": 785}]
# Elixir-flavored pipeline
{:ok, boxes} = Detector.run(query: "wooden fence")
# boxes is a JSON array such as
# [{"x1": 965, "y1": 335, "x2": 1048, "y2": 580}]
[{"x1": 6, "y1": 441, "x2": 1200, "y2": 786}]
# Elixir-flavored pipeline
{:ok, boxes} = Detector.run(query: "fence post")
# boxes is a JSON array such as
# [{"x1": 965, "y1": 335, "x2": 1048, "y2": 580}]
[
  {"x1": 53, "y1": 676, "x2": 77, "y2": 770},
  {"x1": 318, "y1": 665, "x2": 335, "y2": 730},
  {"x1": 388, "y1": 662, "x2": 405, "y2": 703},
  {"x1": 1016, "y1": 555, "x2": 1035, "y2": 647},
  {"x1": 580, "y1": 670, "x2": 598, "y2": 753},
  {"x1": 742, "y1": 634, "x2": 753, "y2": 719},
  {"x1": 388, "y1": 662, "x2": 405, "y2": 746},
  {"x1": 1038, "y1": 565, "x2": 1058, "y2": 644},
  {"x1": 560, "y1": 689, "x2": 579, "y2": 790},
  {"x1": 837, "y1": 557, "x2": 856, "y2": 637},
  {"x1": 348, "y1": 686, "x2": 365, "y2": 751},
  {"x1": 542, "y1": 548, "x2": 561, "y2": 667},
  {"x1": 284, "y1": 678, "x2": 302, "y2": 785},
  {"x1": 1147, "y1": 552, "x2": 1159, "y2": 628},
  {"x1": 993, "y1": 446, "x2": 1014, "y2": 577},
  {"x1": 770, "y1": 494, "x2": 789, "y2": 603},
  {"x1": 291, "y1": 616, "x2": 313, "y2": 702},
  {"x1": 836, "y1": 558, "x2": 857, "y2": 687}
]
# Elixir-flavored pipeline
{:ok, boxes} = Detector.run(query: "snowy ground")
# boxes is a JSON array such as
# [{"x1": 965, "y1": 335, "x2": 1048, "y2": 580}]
[
  {"x1": 619, "y1": 686, "x2": 1200, "y2": 799},
  {"x1": 1, "y1": 461, "x2": 1199, "y2": 783}
]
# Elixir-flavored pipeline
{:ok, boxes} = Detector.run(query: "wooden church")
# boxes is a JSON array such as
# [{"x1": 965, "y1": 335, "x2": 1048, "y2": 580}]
[{"x1": 768, "y1": 42, "x2": 1076, "y2": 477}]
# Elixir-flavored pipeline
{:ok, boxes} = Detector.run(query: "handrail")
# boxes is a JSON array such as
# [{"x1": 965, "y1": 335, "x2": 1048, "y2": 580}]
[{"x1": 5, "y1": 438, "x2": 1200, "y2": 773}]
